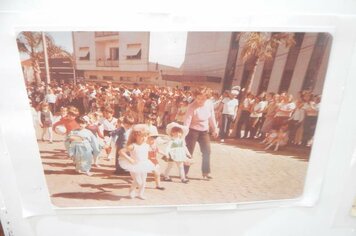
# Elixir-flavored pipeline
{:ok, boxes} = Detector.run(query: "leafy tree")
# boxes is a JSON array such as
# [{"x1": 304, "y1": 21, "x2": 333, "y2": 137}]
[
  {"x1": 239, "y1": 32, "x2": 296, "y2": 95},
  {"x1": 17, "y1": 32, "x2": 72, "y2": 86}
]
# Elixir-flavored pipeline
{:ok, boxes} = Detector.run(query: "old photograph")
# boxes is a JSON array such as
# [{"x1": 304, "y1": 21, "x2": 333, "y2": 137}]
[{"x1": 17, "y1": 31, "x2": 332, "y2": 207}]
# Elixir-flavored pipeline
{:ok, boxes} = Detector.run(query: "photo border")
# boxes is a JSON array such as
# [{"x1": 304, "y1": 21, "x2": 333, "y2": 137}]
[{"x1": 0, "y1": 12, "x2": 349, "y2": 220}]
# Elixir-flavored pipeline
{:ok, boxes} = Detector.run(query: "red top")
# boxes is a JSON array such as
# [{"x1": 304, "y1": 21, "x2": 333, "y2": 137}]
[{"x1": 53, "y1": 117, "x2": 80, "y2": 134}]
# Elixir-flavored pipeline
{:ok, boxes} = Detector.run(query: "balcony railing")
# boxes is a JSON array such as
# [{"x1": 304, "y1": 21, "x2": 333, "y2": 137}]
[
  {"x1": 96, "y1": 59, "x2": 119, "y2": 67},
  {"x1": 95, "y1": 32, "x2": 119, "y2": 37}
]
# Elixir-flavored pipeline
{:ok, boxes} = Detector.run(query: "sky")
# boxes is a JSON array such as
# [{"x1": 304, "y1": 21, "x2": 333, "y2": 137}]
[
  {"x1": 48, "y1": 32, "x2": 74, "y2": 53},
  {"x1": 149, "y1": 32, "x2": 187, "y2": 68},
  {"x1": 25, "y1": 31, "x2": 188, "y2": 68}
]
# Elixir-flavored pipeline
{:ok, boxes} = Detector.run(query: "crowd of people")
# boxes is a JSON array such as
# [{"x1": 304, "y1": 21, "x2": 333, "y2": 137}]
[{"x1": 27, "y1": 80, "x2": 321, "y2": 199}]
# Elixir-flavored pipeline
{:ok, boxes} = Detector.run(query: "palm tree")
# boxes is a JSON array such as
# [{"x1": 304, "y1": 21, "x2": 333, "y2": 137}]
[
  {"x1": 239, "y1": 32, "x2": 296, "y2": 95},
  {"x1": 17, "y1": 32, "x2": 73, "y2": 86},
  {"x1": 17, "y1": 32, "x2": 43, "y2": 85}
]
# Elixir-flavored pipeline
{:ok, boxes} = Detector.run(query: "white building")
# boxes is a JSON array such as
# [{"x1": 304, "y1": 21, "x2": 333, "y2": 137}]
[
  {"x1": 72, "y1": 31, "x2": 331, "y2": 95},
  {"x1": 163, "y1": 32, "x2": 331, "y2": 95},
  {"x1": 232, "y1": 32, "x2": 332, "y2": 96},
  {"x1": 161, "y1": 32, "x2": 231, "y2": 91},
  {"x1": 73, "y1": 32, "x2": 160, "y2": 85}
]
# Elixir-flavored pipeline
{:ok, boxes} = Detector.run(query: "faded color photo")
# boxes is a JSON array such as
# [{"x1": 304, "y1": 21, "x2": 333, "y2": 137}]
[{"x1": 17, "y1": 31, "x2": 332, "y2": 207}]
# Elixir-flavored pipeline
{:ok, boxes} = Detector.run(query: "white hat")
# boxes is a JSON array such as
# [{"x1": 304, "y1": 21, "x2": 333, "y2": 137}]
[
  {"x1": 148, "y1": 129, "x2": 160, "y2": 137},
  {"x1": 166, "y1": 122, "x2": 189, "y2": 137},
  {"x1": 82, "y1": 116, "x2": 90, "y2": 123},
  {"x1": 132, "y1": 124, "x2": 149, "y2": 133}
]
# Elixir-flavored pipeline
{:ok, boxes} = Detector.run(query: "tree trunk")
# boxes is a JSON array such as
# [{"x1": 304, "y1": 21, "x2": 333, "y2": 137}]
[
  {"x1": 32, "y1": 59, "x2": 41, "y2": 86},
  {"x1": 246, "y1": 58, "x2": 259, "y2": 93},
  {"x1": 239, "y1": 57, "x2": 259, "y2": 103}
]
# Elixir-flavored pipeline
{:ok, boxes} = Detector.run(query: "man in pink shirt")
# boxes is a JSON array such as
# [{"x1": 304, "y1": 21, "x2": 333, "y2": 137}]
[{"x1": 184, "y1": 88, "x2": 218, "y2": 180}]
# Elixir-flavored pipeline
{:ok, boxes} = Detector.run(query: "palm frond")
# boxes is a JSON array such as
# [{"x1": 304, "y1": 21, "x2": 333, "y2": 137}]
[{"x1": 240, "y1": 32, "x2": 295, "y2": 63}]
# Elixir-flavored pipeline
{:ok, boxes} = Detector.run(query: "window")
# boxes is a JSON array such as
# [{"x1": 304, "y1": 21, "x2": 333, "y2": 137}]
[
  {"x1": 89, "y1": 75, "x2": 97, "y2": 80},
  {"x1": 126, "y1": 49, "x2": 141, "y2": 60},
  {"x1": 126, "y1": 43, "x2": 142, "y2": 60},
  {"x1": 139, "y1": 77, "x2": 143, "y2": 82},
  {"x1": 79, "y1": 47, "x2": 90, "y2": 60},
  {"x1": 109, "y1": 47, "x2": 119, "y2": 60}
]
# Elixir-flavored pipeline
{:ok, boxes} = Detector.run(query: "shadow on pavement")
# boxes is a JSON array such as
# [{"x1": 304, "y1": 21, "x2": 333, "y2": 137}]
[
  {"x1": 212, "y1": 138, "x2": 310, "y2": 162},
  {"x1": 51, "y1": 191, "x2": 128, "y2": 201},
  {"x1": 79, "y1": 183, "x2": 131, "y2": 191},
  {"x1": 42, "y1": 162, "x2": 72, "y2": 168},
  {"x1": 44, "y1": 169, "x2": 78, "y2": 175}
]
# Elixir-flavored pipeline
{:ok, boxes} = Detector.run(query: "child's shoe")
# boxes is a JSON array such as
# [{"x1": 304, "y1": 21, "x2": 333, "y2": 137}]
[
  {"x1": 162, "y1": 177, "x2": 172, "y2": 182},
  {"x1": 129, "y1": 191, "x2": 136, "y2": 199}
]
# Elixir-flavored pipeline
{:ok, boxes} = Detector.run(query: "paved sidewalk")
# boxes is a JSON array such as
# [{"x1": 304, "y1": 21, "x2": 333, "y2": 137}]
[{"x1": 38, "y1": 132, "x2": 309, "y2": 208}]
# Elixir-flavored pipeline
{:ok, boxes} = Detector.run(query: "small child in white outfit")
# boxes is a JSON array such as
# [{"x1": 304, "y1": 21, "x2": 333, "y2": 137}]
[
  {"x1": 119, "y1": 124, "x2": 155, "y2": 199},
  {"x1": 163, "y1": 122, "x2": 192, "y2": 183}
]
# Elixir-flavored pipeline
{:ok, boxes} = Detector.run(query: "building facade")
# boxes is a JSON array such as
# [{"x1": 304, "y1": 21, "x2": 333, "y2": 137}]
[
  {"x1": 161, "y1": 32, "x2": 231, "y2": 91},
  {"x1": 72, "y1": 31, "x2": 331, "y2": 95},
  {"x1": 163, "y1": 32, "x2": 331, "y2": 95},
  {"x1": 73, "y1": 31, "x2": 160, "y2": 85},
  {"x1": 230, "y1": 32, "x2": 332, "y2": 96}
]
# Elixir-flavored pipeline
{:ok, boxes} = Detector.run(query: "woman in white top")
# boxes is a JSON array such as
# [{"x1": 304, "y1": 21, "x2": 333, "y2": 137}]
[
  {"x1": 272, "y1": 94, "x2": 296, "y2": 130},
  {"x1": 246, "y1": 96, "x2": 268, "y2": 139},
  {"x1": 219, "y1": 91, "x2": 239, "y2": 141},
  {"x1": 301, "y1": 93, "x2": 320, "y2": 146}
]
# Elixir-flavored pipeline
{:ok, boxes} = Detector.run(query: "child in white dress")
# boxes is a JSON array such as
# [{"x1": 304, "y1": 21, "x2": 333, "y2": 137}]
[
  {"x1": 163, "y1": 122, "x2": 192, "y2": 183},
  {"x1": 119, "y1": 124, "x2": 155, "y2": 199}
]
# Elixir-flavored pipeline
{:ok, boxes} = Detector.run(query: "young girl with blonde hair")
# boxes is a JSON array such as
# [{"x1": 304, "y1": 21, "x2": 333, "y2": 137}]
[{"x1": 119, "y1": 124, "x2": 155, "y2": 199}]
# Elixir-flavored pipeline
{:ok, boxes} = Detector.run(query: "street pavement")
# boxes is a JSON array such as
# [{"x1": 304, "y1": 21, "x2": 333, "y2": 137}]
[{"x1": 37, "y1": 130, "x2": 310, "y2": 208}]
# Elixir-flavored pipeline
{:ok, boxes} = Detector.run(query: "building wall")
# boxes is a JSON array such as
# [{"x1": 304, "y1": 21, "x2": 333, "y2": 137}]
[
  {"x1": 181, "y1": 32, "x2": 231, "y2": 81},
  {"x1": 118, "y1": 32, "x2": 149, "y2": 71},
  {"x1": 73, "y1": 32, "x2": 149, "y2": 74},
  {"x1": 73, "y1": 32, "x2": 97, "y2": 71},
  {"x1": 314, "y1": 34, "x2": 332, "y2": 95},
  {"x1": 288, "y1": 33, "x2": 318, "y2": 96},
  {"x1": 83, "y1": 70, "x2": 160, "y2": 86},
  {"x1": 267, "y1": 43, "x2": 290, "y2": 93},
  {"x1": 231, "y1": 32, "x2": 331, "y2": 96}
]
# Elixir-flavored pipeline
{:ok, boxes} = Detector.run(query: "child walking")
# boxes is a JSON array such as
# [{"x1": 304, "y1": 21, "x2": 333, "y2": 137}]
[
  {"x1": 119, "y1": 124, "x2": 155, "y2": 199},
  {"x1": 163, "y1": 122, "x2": 191, "y2": 183},
  {"x1": 147, "y1": 130, "x2": 166, "y2": 190},
  {"x1": 65, "y1": 116, "x2": 101, "y2": 176},
  {"x1": 38, "y1": 102, "x2": 54, "y2": 143},
  {"x1": 111, "y1": 115, "x2": 135, "y2": 175},
  {"x1": 99, "y1": 107, "x2": 118, "y2": 160}
]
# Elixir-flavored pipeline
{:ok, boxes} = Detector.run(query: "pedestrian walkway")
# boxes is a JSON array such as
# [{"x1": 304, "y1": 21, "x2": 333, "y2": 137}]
[{"x1": 37, "y1": 131, "x2": 309, "y2": 208}]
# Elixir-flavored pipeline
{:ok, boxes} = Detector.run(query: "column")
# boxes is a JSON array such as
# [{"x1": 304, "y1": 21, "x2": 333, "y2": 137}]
[
  {"x1": 267, "y1": 44, "x2": 290, "y2": 93},
  {"x1": 313, "y1": 34, "x2": 332, "y2": 95},
  {"x1": 288, "y1": 33, "x2": 318, "y2": 96}
]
